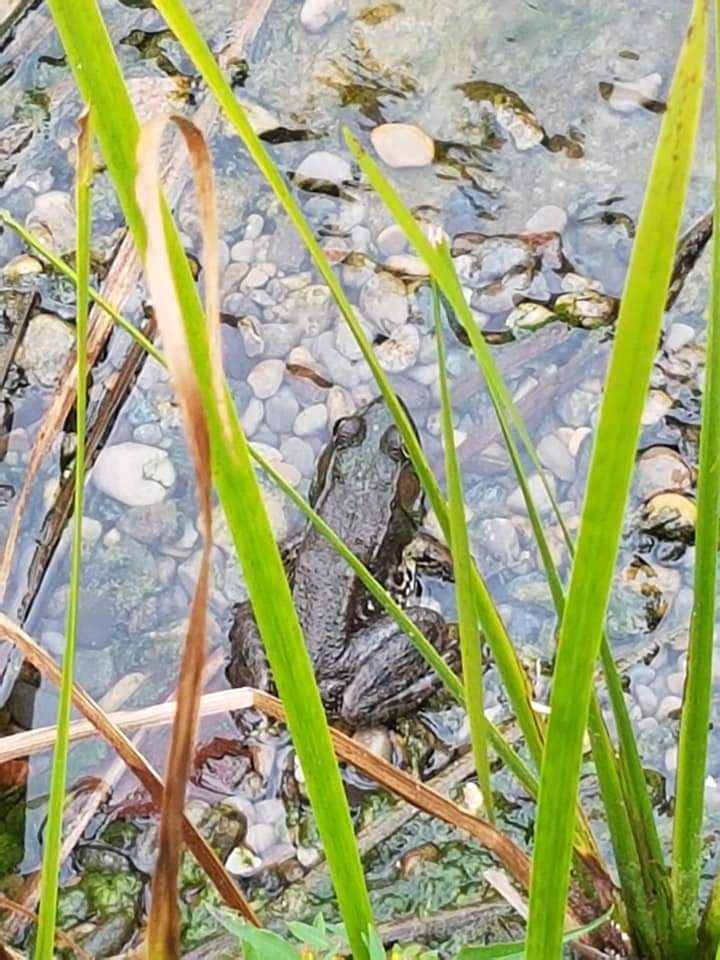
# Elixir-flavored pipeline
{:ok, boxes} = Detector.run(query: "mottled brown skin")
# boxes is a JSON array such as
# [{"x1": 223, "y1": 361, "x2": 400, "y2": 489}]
[{"x1": 227, "y1": 397, "x2": 458, "y2": 727}]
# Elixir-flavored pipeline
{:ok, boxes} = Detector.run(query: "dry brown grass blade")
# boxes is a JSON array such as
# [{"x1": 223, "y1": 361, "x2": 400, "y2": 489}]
[
  {"x1": 0, "y1": 689, "x2": 255, "y2": 763},
  {"x1": 0, "y1": 613, "x2": 259, "y2": 927},
  {"x1": 0, "y1": 894, "x2": 93, "y2": 960},
  {"x1": 135, "y1": 113, "x2": 220, "y2": 958}
]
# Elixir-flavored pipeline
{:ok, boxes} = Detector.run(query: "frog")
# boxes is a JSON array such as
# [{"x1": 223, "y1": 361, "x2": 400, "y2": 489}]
[{"x1": 226, "y1": 396, "x2": 459, "y2": 728}]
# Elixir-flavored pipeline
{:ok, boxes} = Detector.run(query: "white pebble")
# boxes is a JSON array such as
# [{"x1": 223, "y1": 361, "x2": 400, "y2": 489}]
[
  {"x1": 295, "y1": 150, "x2": 352, "y2": 185},
  {"x1": 248, "y1": 359, "x2": 285, "y2": 399},
  {"x1": 370, "y1": 122, "x2": 435, "y2": 168},
  {"x1": 92, "y1": 442, "x2": 176, "y2": 507},
  {"x1": 657, "y1": 695, "x2": 682, "y2": 721},
  {"x1": 294, "y1": 403, "x2": 328, "y2": 436}
]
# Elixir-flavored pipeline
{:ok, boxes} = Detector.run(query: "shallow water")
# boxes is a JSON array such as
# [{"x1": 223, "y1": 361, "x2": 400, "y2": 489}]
[{"x1": 0, "y1": 0, "x2": 716, "y2": 954}]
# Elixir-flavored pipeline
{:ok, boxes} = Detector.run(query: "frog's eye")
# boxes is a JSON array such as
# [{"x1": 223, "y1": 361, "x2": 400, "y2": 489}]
[
  {"x1": 380, "y1": 425, "x2": 405, "y2": 461},
  {"x1": 333, "y1": 415, "x2": 366, "y2": 448}
]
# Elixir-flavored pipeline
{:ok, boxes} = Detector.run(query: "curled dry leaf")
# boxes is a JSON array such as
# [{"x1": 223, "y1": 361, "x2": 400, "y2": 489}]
[{"x1": 134, "y1": 113, "x2": 240, "y2": 956}]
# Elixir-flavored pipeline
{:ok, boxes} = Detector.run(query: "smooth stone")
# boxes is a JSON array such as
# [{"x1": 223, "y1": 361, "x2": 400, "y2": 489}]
[
  {"x1": 537, "y1": 433, "x2": 576, "y2": 482},
  {"x1": 231, "y1": 239, "x2": 255, "y2": 262},
  {"x1": 642, "y1": 389, "x2": 673, "y2": 426},
  {"x1": 666, "y1": 670, "x2": 685, "y2": 697},
  {"x1": 265, "y1": 389, "x2": 300, "y2": 433},
  {"x1": 133, "y1": 422, "x2": 163, "y2": 445},
  {"x1": 118, "y1": 500, "x2": 180, "y2": 545},
  {"x1": 280, "y1": 436, "x2": 316, "y2": 476},
  {"x1": 262, "y1": 323, "x2": 303, "y2": 359},
  {"x1": 376, "y1": 323, "x2": 420, "y2": 372},
  {"x1": 242, "y1": 398, "x2": 264, "y2": 437},
  {"x1": 295, "y1": 150, "x2": 352, "y2": 186},
  {"x1": 2, "y1": 253, "x2": 43, "y2": 278},
  {"x1": 642, "y1": 491, "x2": 696, "y2": 536},
  {"x1": 243, "y1": 266, "x2": 269, "y2": 289},
  {"x1": 636, "y1": 446, "x2": 692, "y2": 499},
  {"x1": 478, "y1": 517, "x2": 520, "y2": 563},
  {"x1": 525, "y1": 205, "x2": 568, "y2": 234},
  {"x1": 245, "y1": 823, "x2": 276, "y2": 856},
  {"x1": 275, "y1": 461, "x2": 302, "y2": 487},
  {"x1": 635, "y1": 683, "x2": 658, "y2": 717},
  {"x1": 377, "y1": 223, "x2": 407, "y2": 256},
  {"x1": 326, "y1": 385, "x2": 356, "y2": 424},
  {"x1": 359, "y1": 270, "x2": 409, "y2": 332},
  {"x1": 385, "y1": 254, "x2": 429, "y2": 276},
  {"x1": 335, "y1": 321, "x2": 364, "y2": 361},
  {"x1": 507, "y1": 473, "x2": 556, "y2": 515},
  {"x1": 225, "y1": 846, "x2": 261, "y2": 877},
  {"x1": 244, "y1": 213, "x2": 264, "y2": 241},
  {"x1": 370, "y1": 122, "x2": 435, "y2": 168},
  {"x1": 353, "y1": 727, "x2": 392, "y2": 763},
  {"x1": 248, "y1": 358, "x2": 285, "y2": 399},
  {"x1": 26, "y1": 190, "x2": 76, "y2": 255},
  {"x1": 657, "y1": 695, "x2": 682, "y2": 721},
  {"x1": 665, "y1": 745, "x2": 677, "y2": 773},
  {"x1": 607, "y1": 72, "x2": 662, "y2": 114},
  {"x1": 300, "y1": 0, "x2": 344, "y2": 32},
  {"x1": 665, "y1": 322, "x2": 695, "y2": 354},
  {"x1": 81, "y1": 516, "x2": 103, "y2": 543},
  {"x1": 17, "y1": 313, "x2": 74, "y2": 388},
  {"x1": 294, "y1": 403, "x2": 328, "y2": 436},
  {"x1": 92, "y1": 443, "x2": 175, "y2": 507}
]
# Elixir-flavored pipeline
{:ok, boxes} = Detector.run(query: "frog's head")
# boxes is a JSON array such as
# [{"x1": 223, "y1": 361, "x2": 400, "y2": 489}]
[{"x1": 309, "y1": 396, "x2": 422, "y2": 514}]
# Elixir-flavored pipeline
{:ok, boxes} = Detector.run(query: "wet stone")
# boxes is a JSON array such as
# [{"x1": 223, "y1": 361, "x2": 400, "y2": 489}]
[
  {"x1": 353, "y1": 727, "x2": 392, "y2": 763},
  {"x1": 667, "y1": 670, "x2": 685, "y2": 697},
  {"x1": 248, "y1": 358, "x2": 285, "y2": 399},
  {"x1": 133, "y1": 422, "x2": 163, "y2": 445},
  {"x1": 635, "y1": 683, "x2": 658, "y2": 717},
  {"x1": 265, "y1": 388, "x2": 300, "y2": 433},
  {"x1": 636, "y1": 446, "x2": 692, "y2": 500},
  {"x1": 326, "y1": 384, "x2": 356, "y2": 424},
  {"x1": 243, "y1": 266, "x2": 269, "y2": 289},
  {"x1": 377, "y1": 223, "x2": 407, "y2": 256},
  {"x1": 376, "y1": 324, "x2": 420, "y2": 372},
  {"x1": 17, "y1": 313, "x2": 74, "y2": 388},
  {"x1": 242, "y1": 397, "x2": 264, "y2": 437},
  {"x1": 478, "y1": 517, "x2": 520, "y2": 563},
  {"x1": 665, "y1": 322, "x2": 694, "y2": 354},
  {"x1": 27, "y1": 190, "x2": 76, "y2": 255},
  {"x1": 295, "y1": 149, "x2": 352, "y2": 186},
  {"x1": 118, "y1": 501, "x2": 181, "y2": 546},
  {"x1": 370, "y1": 122, "x2": 435, "y2": 168},
  {"x1": 294, "y1": 403, "x2": 327, "y2": 436},
  {"x1": 93, "y1": 443, "x2": 176, "y2": 507},
  {"x1": 230, "y1": 239, "x2": 255, "y2": 263},
  {"x1": 538, "y1": 433, "x2": 576, "y2": 482},
  {"x1": 244, "y1": 213, "x2": 264, "y2": 240},
  {"x1": 605, "y1": 72, "x2": 662, "y2": 114},
  {"x1": 507, "y1": 472, "x2": 556, "y2": 515},
  {"x1": 657, "y1": 695, "x2": 682, "y2": 721},
  {"x1": 525, "y1": 205, "x2": 568, "y2": 234},
  {"x1": 359, "y1": 270, "x2": 409, "y2": 332},
  {"x1": 281, "y1": 435, "x2": 315, "y2": 476}
]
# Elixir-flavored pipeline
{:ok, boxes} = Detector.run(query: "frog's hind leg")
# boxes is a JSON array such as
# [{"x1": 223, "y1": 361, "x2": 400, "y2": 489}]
[{"x1": 339, "y1": 607, "x2": 459, "y2": 728}]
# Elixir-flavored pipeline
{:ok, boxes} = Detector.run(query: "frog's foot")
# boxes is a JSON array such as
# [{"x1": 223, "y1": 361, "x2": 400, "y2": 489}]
[{"x1": 339, "y1": 607, "x2": 459, "y2": 728}]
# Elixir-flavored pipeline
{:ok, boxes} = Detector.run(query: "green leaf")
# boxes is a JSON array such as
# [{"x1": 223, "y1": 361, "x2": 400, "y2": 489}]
[
  {"x1": 287, "y1": 920, "x2": 334, "y2": 950},
  {"x1": 364, "y1": 925, "x2": 387, "y2": 960},
  {"x1": 525, "y1": 3, "x2": 708, "y2": 957},
  {"x1": 212, "y1": 908, "x2": 299, "y2": 959},
  {"x1": 458, "y1": 907, "x2": 614, "y2": 959}
]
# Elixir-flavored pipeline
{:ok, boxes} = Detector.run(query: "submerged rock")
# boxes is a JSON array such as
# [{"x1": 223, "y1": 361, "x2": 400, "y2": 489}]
[
  {"x1": 92, "y1": 443, "x2": 176, "y2": 507},
  {"x1": 370, "y1": 122, "x2": 435, "y2": 168},
  {"x1": 16, "y1": 313, "x2": 74, "y2": 388},
  {"x1": 300, "y1": 0, "x2": 345, "y2": 32},
  {"x1": 295, "y1": 150, "x2": 352, "y2": 186}
]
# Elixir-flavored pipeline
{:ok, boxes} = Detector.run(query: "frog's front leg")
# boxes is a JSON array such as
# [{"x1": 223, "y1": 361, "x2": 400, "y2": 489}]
[
  {"x1": 226, "y1": 601, "x2": 273, "y2": 693},
  {"x1": 338, "y1": 608, "x2": 459, "y2": 728}
]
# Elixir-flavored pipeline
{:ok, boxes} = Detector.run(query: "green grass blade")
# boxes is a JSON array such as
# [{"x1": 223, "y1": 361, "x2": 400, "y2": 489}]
[
  {"x1": 148, "y1": 0, "x2": 545, "y2": 771},
  {"x1": 35, "y1": 109, "x2": 93, "y2": 959},
  {"x1": 525, "y1": 4, "x2": 708, "y2": 957},
  {"x1": 671, "y1": 0, "x2": 720, "y2": 949},
  {"x1": 433, "y1": 281, "x2": 494, "y2": 822},
  {"x1": 457, "y1": 907, "x2": 613, "y2": 959},
  {"x1": 46, "y1": 3, "x2": 374, "y2": 954}
]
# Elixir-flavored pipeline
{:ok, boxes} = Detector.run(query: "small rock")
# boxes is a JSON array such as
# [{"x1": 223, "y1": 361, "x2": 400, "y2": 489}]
[
  {"x1": 93, "y1": 442, "x2": 176, "y2": 506},
  {"x1": 385, "y1": 254, "x2": 429, "y2": 276},
  {"x1": 231, "y1": 239, "x2": 255, "y2": 262},
  {"x1": 478, "y1": 517, "x2": 520, "y2": 563},
  {"x1": 641, "y1": 492, "x2": 696, "y2": 541},
  {"x1": 265, "y1": 388, "x2": 300, "y2": 433},
  {"x1": 657, "y1": 695, "x2": 682, "y2": 721},
  {"x1": 538, "y1": 434, "x2": 576, "y2": 483},
  {"x1": 370, "y1": 122, "x2": 435, "y2": 168},
  {"x1": 336, "y1": 322, "x2": 364, "y2": 361},
  {"x1": 280, "y1": 436, "x2": 316, "y2": 476},
  {"x1": 2, "y1": 253, "x2": 43, "y2": 278},
  {"x1": 377, "y1": 223, "x2": 407, "y2": 256},
  {"x1": 642, "y1": 389, "x2": 673, "y2": 426},
  {"x1": 246, "y1": 823, "x2": 276, "y2": 856},
  {"x1": 327, "y1": 385, "x2": 356, "y2": 424},
  {"x1": 359, "y1": 270, "x2": 409, "y2": 332},
  {"x1": 666, "y1": 670, "x2": 685, "y2": 697},
  {"x1": 244, "y1": 213, "x2": 264, "y2": 241},
  {"x1": 376, "y1": 323, "x2": 420, "y2": 372},
  {"x1": 525, "y1": 205, "x2": 568, "y2": 234},
  {"x1": 81, "y1": 517, "x2": 103, "y2": 543},
  {"x1": 242, "y1": 397, "x2": 264, "y2": 437},
  {"x1": 300, "y1": 0, "x2": 344, "y2": 32},
  {"x1": 243, "y1": 266, "x2": 269, "y2": 289},
  {"x1": 635, "y1": 683, "x2": 658, "y2": 717},
  {"x1": 294, "y1": 403, "x2": 328, "y2": 436},
  {"x1": 248, "y1": 358, "x2": 285, "y2": 399},
  {"x1": 118, "y1": 500, "x2": 180, "y2": 545},
  {"x1": 353, "y1": 727, "x2": 392, "y2": 763},
  {"x1": 604, "y1": 73, "x2": 662, "y2": 114},
  {"x1": 553, "y1": 291, "x2": 616, "y2": 328},
  {"x1": 235, "y1": 315, "x2": 264, "y2": 360},
  {"x1": 665, "y1": 322, "x2": 694, "y2": 354},
  {"x1": 636, "y1": 446, "x2": 692, "y2": 499},
  {"x1": 133, "y1": 422, "x2": 164, "y2": 445},
  {"x1": 17, "y1": 313, "x2": 74, "y2": 388},
  {"x1": 225, "y1": 846, "x2": 262, "y2": 877},
  {"x1": 665, "y1": 745, "x2": 678, "y2": 773},
  {"x1": 295, "y1": 150, "x2": 352, "y2": 186},
  {"x1": 507, "y1": 473, "x2": 556, "y2": 515},
  {"x1": 296, "y1": 845, "x2": 322, "y2": 869},
  {"x1": 27, "y1": 190, "x2": 76, "y2": 255},
  {"x1": 506, "y1": 302, "x2": 556, "y2": 333}
]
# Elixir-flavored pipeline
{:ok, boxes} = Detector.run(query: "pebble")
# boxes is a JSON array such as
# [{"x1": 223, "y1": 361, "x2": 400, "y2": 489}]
[
  {"x1": 242, "y1": 397, "x2": 264, "y2": 436},
  {"x1": 248, "y1": 358, "x2": 285, "y2": 399},
  {"x1": 478, "y1": 517, "x2": 520, "y2": 563},
  {"x1": 133, "y1": 422, "x2": 164, "y2": 445},
  {"x1": 353, "y1": 727, "x2": 392, "y2": 763},
  {"x1": 27, "y1": 190, "x2": 76, "y2": 255},
  {"x1": 657, "y1": 695, "x2": 682, "y2": 721},
  {"x1": 505, "y1": 303, "x2": 555, "y2": 333},
  {"x1": 385, "y1": 254, "x2": 429, "y2": 276},
  {"x1": 635, "y1": 683, "x2": 658, "y2": 717},
  {"x1": 666, "y1": 670, "x2": 685, "y2": 697},
  {"x1": 231, "y1": 239, "x2": 255, "y2": 262},
  {"x1": 377, "y1": 224, "x2": 407, "y2": 256},
  {"x1": 665, "y1": 745, "x2": 677, "y2": 774},
  {"x1": 524, "y1": 205, "x2": 568, "y2": 234},
  {"x1": 243, "y1": 266, "x2": 269, "y2": 289},
  {"x1": 92, "y1": 442, "x2": 176, "y2": 506},
  {"x1": 335, "y1": 321, "x2": 364, "y2": 362},
  {"x1": 370, "y1": 122, "x2": 435, "y2": 168},
  {"x1": 642, "y1": 389, "x2": 673, "y2": 426},
  {"x1": 537, "y1": 433, "x2": 576, "y2": 482},
  {"x1": 606, "y1": 72, "x2": 662, "y2": 114},
  {"x1": 359, "y1": 270, "x2": 409, "y2": 331},
  {"x1": 300, "y1": 0, "x2": 344, "y2": 31},
  {"x1": 17, "y1": 313, "x2": 74, "y2": 388},
  {"x1": 376, "y1": 323, "x2": 420, "y2": 372},
  {"x1": 118, "y1": 500, "x2": 180, "y2": 545},
  {"x1": 235, "y1": 316, "x2": 264, "y2": 360},
  {"x1": 295, "y1": 150, "x2": 352, "y2": 186},
  {"x1": 636, "y1": 446, "x2": 692, "y2": 499},
  {"x1": 327, "y1": 385, "x2": 356, "y2": 424},
  {"x1": 642, "y1": 491, "x2": 696, "y2": 539},
  {"x1": 2, "y1": 253, "x2": 43, "y2": 278},
  {"x1": 81, "y1": 517, "x2": 103, "y2": 543},
  {"x1": 507, "y1": 472, "x2": 557, "y2": 515},
  {"x1": 665, "y1": 322, "x2": 694, "y2": 354},
  {"x1": 265, "y1": 388, "x2": 300, "y2": 433},
  {"x1": 262, "y1": 323, "x2": 303, "y2": 359},
  {"x1": 225, "y1": 846, "x2": 261, "y2": 877},
  {"x1": 280, "y1": 436, "x2": 316, "y2": 476},
  {"x1": 294, "y1": 403, "x2": 327, "y2": 436},
  {"x1": 244, "y1": 213, "x2": 264, "y2": 241}
]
